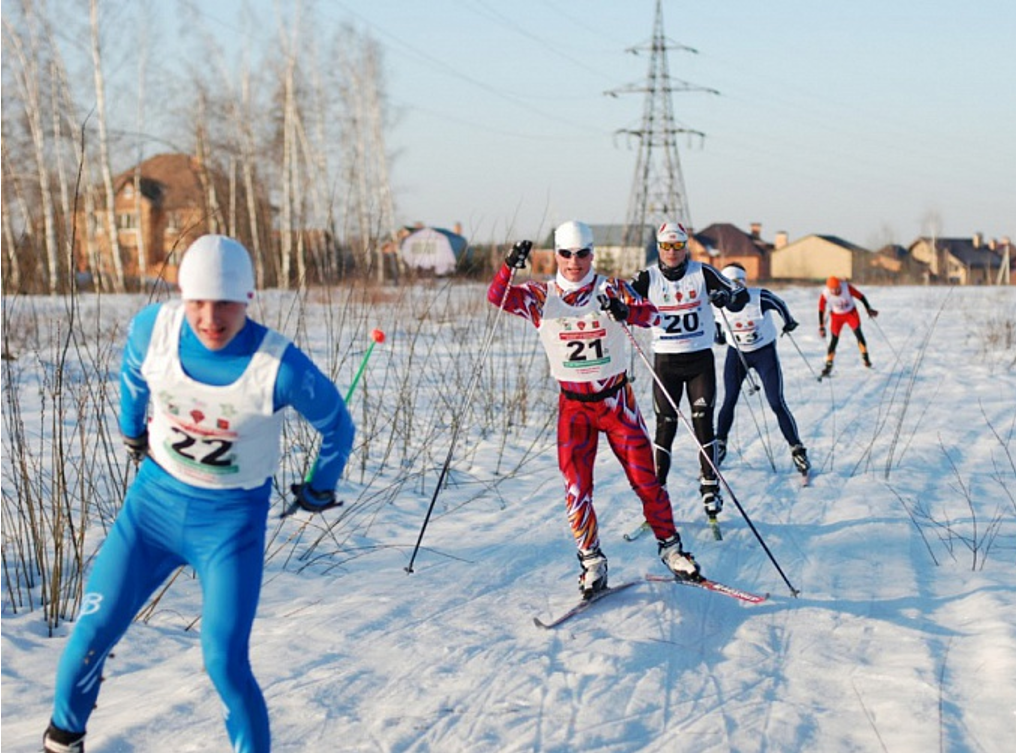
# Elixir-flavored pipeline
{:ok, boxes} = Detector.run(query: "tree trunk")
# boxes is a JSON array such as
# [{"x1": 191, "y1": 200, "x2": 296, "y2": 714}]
[
  {"x1": 1, "y1": 137, "x2": 24, "y2": 293},
  {"x1": 90, "y1": 0, "x2": 126, "y2": 292},
  {"x1": 4, "y1": 11, "x2": 60, "y2": 293}
]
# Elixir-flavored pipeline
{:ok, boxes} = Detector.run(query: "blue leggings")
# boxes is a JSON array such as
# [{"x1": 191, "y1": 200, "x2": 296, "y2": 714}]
[
  {"x1": 716, "y1": 342, "x2": 801, "y2": 447},
  {"x1": 51, "y1": 462, "x2": 271, "y2": 752}
]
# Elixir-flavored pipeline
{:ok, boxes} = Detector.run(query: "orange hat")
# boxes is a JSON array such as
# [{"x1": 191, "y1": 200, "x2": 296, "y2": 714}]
[{"x1": 826, "y1": 276, "x2": 840, "y2": 290}]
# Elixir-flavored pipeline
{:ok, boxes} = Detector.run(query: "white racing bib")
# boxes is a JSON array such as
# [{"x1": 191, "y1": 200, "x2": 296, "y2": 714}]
[
  {"x1": 646, "y1": 263, "x2": 716, "y2": 353},
  {"x1": 537, "y1": 278, "x2": 628, "y2": 383},
  {"x1": 142, "y1": 303, "x2": 290, "y2": 490},
  {"x1": 824, "y1": 285, "x2": 856, "y2": 314},
  {"x1": 716, "y1": 288, "x2": 776, "y2": 352}
]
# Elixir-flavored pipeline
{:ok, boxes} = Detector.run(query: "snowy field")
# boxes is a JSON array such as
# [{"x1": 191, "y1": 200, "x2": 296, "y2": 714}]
[{"x1": 2, "y1": 283, "x2": 1015, "y2": 752}]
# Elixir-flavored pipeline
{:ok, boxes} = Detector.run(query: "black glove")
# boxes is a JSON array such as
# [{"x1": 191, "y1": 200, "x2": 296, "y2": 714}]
[
  {"x1": 867, "y1": 308, "x2": 879, "y2": 319},
  {"x1": 709, "y1": 288, "x2": 732, "y2": 308},
  {"x1": 783, "y1": 319, "x2": 799, "y2": 334},
  {"x1": 597, "y1": 294, "x2": 629, "y2": 322},
  {"x1": 289, "y1": 483, "x2": 343, "y2": 513},
  {"x1": 505, "y1": 240, "x2": 532, "y2": 269},
  {"x1": 123, "y1": 431, "x2": 149, "y2": 464}
]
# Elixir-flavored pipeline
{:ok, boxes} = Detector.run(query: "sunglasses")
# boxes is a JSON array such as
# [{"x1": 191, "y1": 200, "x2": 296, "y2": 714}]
[
  {"x1": 658, "y1": 241, "x2": 687, "y2": 251},
  {"x1": 557, "y1": 248, "x2": 592, "y2": 259}
]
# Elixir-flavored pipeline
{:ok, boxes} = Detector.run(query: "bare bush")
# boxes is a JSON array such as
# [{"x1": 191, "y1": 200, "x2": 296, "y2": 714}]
[{"x1": 2, "y1": 281, "x2": 558, "y2": 625}]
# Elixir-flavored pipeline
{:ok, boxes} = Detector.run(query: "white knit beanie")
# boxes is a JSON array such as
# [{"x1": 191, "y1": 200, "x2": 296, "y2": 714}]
[{"x1": 178, "y1": 235, "x2": 255, "y2": 303}]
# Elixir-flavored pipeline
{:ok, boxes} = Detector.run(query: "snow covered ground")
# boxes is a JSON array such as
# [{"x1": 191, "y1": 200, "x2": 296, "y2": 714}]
[{"x1": 2, "y1": 283, "x2": 1015, "y2": 752}]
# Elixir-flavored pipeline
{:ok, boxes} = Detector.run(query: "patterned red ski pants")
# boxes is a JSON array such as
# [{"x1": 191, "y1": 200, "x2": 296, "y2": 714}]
[{"x1": 557, "y1": 383, "x2": 678, "y2": 551}]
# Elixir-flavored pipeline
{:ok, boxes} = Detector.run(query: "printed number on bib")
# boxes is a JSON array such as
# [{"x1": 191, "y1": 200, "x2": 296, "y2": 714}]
[
  {"x1": 663, "y1": 311, "x2": 700, "y2": 336},
  {"x1": 170, "y1": 428, "x2": 234, "y2": 468},
  {"x1": 567, "y1": 338, "x2": 605, "y2": 362}
]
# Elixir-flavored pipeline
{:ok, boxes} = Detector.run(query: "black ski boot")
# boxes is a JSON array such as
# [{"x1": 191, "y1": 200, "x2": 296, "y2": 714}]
[
  {"x1": 700, "y1": 477, "x2": 723, "y2": 518},
  {"x1": 43, "y1": 723, "x2": 85, "y2": 753},
  {"x1": 791, "y1": 444, "x2": 811, "y2": 474}
]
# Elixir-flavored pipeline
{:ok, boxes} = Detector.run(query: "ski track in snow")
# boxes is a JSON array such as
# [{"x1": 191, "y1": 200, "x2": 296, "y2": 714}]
[{"x1": 2, "y1": 285, "x2": 1015, "y2": 752}]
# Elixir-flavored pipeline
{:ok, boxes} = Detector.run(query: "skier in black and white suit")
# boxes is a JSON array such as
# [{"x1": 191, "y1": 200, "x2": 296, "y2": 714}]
[{"x1": 629, "y1": 221, "x2": 748, "y2": 522}]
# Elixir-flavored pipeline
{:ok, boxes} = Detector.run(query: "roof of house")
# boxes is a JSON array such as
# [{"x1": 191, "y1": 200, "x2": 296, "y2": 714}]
[
  {"x1": 541, "y1": 224, "x2": 655, "y2": 248},
  {"x1": 430, "y1": 227, "x2": 469, "y2": 254},
  {"x1": 913, "y1": 237, "x2": 1005, "y2": 269},
  {"x1": 694, "y1": 223, "x2": 767, "y2": 257},
  {"x1": 112, "y1": 153, "x2": 208, "y2": 211},
  {"x1": 812, "y1": 234, "x2": 868, "y2": 252},
  {"x1": 875, "y1": 244, "x2": 910, "y2": 259}
]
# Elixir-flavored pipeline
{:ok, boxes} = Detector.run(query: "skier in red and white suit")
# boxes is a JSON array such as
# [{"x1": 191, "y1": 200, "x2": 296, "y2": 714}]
[
  {"x1": 818, "y1": 276, "x2": 879, "y2": 377},
  {"x1": 488, "y1": 220, "x2": 701, "y2": 598}
]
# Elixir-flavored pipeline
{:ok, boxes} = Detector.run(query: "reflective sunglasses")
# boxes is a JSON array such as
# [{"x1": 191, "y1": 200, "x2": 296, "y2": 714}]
[
  {"x1": 658, "y1": 241, "x2": 687, "y2": 251},
  {"x1": 557, "y1": 248, "x2": 592, "y2": 259}
]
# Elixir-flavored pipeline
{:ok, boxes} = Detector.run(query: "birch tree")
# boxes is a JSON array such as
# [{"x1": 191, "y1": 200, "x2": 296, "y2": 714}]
[
  {"x1": 335, "y1": 26, "x2": 396, "y2": 282},
  {"x1": 89, "y1": 0, "x2": 126, "y2": 292},
  {"x1": 2, "y1": 9, "x2": 60, "y2": 293}
]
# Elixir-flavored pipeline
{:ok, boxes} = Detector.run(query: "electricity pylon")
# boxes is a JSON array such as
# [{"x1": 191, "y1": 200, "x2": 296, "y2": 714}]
[{"x1": 607, "y1": 0, "x2": 718, "y2": 254}]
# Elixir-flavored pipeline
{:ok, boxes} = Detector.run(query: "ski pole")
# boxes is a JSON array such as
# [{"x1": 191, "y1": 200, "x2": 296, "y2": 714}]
[
  {"x1": 869, "y1": 316, "x2": 900, "y2": 362},
  {"x1": 717, "y1": 307, "x2": 760, "y2": 394},
  {"x1": 280, "y1": 328, "x2": 386, "y2": 518},
  {"x1": 611, "y1": 306, "x2": 800, "y2": 597},
  {"x1": 306, "y1": 327, "x2": 386, "y2": 481},
  {"x1": 783, "y1": 331, "x2": 820, "y2": 381},
  {"x1": 716, "y1": 306, "x2": 776, "y2": 471},
  {"x1": 405, "y1": 245, "x2": 528, "y2": 573}
]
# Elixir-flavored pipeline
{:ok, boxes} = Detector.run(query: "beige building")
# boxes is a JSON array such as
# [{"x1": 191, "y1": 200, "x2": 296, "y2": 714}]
[
  {"x1": 908, "y1": 234, "x2": 1012, "y2": 285},
  {"x1": 769, "y1": 234, "x2": 868, "y2": 282}
]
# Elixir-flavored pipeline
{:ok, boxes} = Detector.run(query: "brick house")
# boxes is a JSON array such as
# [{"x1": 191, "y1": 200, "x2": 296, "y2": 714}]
[
  {"x1": 688, "y1": 222, "x2": 771, "y2": 281},
  {"x1": 74, "y1": 153, "x2": 266, "y2": 290}
]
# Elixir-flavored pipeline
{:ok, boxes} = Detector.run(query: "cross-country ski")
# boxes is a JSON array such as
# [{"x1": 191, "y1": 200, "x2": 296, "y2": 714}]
[
  {"x1": 644, "y1": 574, "x2": 769, "y2": 604},
  {"x1": 533, "y1": 580, "x2": 641, "y2": 629}
]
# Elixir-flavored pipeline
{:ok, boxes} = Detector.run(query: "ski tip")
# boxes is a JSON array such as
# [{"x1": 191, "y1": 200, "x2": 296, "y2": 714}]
[
  {"x1": 707, "y1": 516, "x2": 723, "y2": 540},
  {"x1": 622, "y1": 521, "x2": 650, "y2": 541},
  {"x1": 533, "y1": 617, "x2": 551, "y2": 629}
]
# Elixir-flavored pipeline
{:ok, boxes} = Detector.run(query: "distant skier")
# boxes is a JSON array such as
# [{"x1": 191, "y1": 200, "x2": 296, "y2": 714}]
[
  {"x1": 713, "y1": 263, "x2": 810, "y2": 480},
  {"x1": 818, "y1": 276, "x2": 879, "y2": 377},
  {"x1": 629, "y1": 221, "x2": 749, "y2": 524},
  {"x1": 487, "y1": 220, "x2": 701, "y2": 600},
  {"x1": 43, "y1": 236, "x2": 355, "y2": 753}
]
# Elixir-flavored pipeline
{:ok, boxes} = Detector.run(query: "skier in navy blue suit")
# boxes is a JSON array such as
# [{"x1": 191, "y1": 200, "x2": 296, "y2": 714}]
[
  {"x1": 43, "y1": 235, "x2": 355, "y2": 753},
  {"x1": 712, "y1": 262, "x2": 810, "y2": 477}
]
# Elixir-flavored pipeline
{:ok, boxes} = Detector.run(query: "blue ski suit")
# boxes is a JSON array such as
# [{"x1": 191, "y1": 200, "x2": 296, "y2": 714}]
[{"x1": 50, "y1": 302, "x2": 355, "y2": 752}]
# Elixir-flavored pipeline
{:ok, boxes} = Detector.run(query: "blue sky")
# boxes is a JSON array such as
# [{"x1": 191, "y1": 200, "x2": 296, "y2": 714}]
[{"x1": 159, "y1": 1, "x2": 1015, "y2": 246}]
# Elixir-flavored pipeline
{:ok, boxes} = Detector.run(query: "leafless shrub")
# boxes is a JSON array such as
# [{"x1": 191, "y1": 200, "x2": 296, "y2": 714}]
[
  {"x1": 2, "y1": 281, "x2": 559, "y2": 626},
  {"x1": 889, "y1": 431, "x2": 1014, "y2": 571}
]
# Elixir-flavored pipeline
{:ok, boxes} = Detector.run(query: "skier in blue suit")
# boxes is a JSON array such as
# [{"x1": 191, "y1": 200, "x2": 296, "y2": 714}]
[{"x1": 43, "y1": 235, "x2": 355, "y2": 753}]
